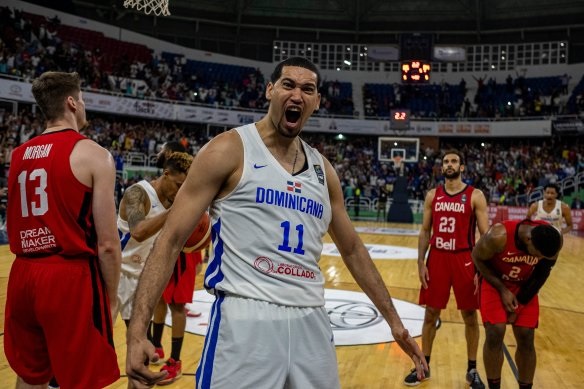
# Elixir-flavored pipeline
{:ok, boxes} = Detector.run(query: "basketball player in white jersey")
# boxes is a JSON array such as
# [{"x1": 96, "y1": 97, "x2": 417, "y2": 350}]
[
  {"x1": 526, "y1": 183, "x2": 573, "y2": 234},
  {"x1": 117, "y1": 152, "x2": 192, "y2": 386},
  {"x1": 125, "y1": 57, "x2": 427, "y2": 389},
  {"x1": 117, "y1": 152, "x2": 192, "y2": 325}
]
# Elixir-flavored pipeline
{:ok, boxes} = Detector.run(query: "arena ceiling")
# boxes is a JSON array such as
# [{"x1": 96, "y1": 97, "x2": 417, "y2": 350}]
[{"x1": 55, "y1": 0, "x2": 584, "y2": 61}]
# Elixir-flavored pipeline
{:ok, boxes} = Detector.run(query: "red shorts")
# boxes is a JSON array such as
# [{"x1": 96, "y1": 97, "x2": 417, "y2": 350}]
[
  {"x1": 479, "y1": 280, "x2": 539, "y2": 328},
  {"x1": 4, "y1": 257, "x2": 119, "y2": 388},
  {"x1": 162, "y1": 250, "x2": 202, "y2": 305},
  {"x1": 419, "y1": 248, "x2": 479, "y2": 310}
]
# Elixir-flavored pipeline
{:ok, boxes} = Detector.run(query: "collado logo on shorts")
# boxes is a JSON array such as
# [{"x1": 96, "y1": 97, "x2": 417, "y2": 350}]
[{"x1": 254, "y1": 256, "x2": 316, "y2": 279}]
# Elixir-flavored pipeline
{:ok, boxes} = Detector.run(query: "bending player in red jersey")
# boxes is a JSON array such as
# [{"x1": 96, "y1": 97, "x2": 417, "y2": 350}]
[{"x1": 472, "y1": 219, "x2": 563, "y2": 389}]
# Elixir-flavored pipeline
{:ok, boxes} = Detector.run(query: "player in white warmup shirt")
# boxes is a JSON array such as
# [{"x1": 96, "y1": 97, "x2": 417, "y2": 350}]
[
  {"x1": 527, "y1": 183, "x2": 573, "y2": 234},
  {"x1": 125, "y1": 57, "x2": 427, "y2": 389}
]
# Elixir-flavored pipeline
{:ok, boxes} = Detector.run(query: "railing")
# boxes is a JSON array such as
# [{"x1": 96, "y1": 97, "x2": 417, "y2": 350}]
[
  {"x1": 122, "y1": 151, "x2": 582, "y2": 208},
  {"x1": 1, "y1": 72, "x2": 581, "y2": 122},
  {"x1": 514, "y1": 170, "x2": 583, "y2": 205},
  {"x1": 345, "y1": 197, "x2": 424, "y2": 215}
]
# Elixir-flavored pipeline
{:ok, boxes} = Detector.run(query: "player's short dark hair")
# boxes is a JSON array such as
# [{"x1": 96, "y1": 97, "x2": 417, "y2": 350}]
[
  {"x1": 442, "y1": 149, "x2": 464, "y2": 165},
  {"x1": 32, "y1": 71, "x2": 81, "y2": 121},
  {"x1": 531, "y1": 224, "x2": 563, "y2": 258},
  {"x1": 543, "y1": 183, "x2": 560, "y2": 195},
  {"x1": 271, "y1": 57, "x2": 321, "y2": 88}
]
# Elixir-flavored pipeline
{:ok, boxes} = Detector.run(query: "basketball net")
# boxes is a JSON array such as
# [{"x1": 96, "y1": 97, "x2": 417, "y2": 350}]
[
  {"x1": 123, "y1": 0, "x2": 170, "y2": 16},
  {"x1": 393, "y1": 156, "x2": 404, "y2": 176}
]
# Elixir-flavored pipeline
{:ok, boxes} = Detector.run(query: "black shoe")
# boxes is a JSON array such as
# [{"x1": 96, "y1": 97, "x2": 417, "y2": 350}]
[
  {"x1": 404, "y1": 367, "x2": 430, "y2": 386},
  {"x1": 466, "y1": 368, "x2": 485, "y2": 389}
]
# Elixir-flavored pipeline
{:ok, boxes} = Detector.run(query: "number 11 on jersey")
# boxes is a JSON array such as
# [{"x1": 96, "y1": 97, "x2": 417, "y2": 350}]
[{"x1": 278, "y1": 221, "x2": 305, "y2": 255}]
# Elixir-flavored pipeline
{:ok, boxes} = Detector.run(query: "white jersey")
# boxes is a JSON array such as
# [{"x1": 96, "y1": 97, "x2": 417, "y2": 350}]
[
  {"x1": 118, "y1": 180, "x2": 167, "y2": 277},
  {"x1": 533, "y1": 199, "x2": 563, "y2": 230},
  {"x1": 204, "y1": 123, "x2": 332, "y2": 307}
]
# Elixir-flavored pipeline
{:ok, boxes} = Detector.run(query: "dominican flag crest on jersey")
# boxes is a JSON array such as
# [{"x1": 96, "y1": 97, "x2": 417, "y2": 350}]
[{"x1": 287, "y1": 181, "x2": 302, "y2": 193}]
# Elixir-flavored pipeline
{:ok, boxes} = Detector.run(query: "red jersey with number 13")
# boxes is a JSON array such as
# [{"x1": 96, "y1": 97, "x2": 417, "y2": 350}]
[
  {"x1": 7, "y1": 129, "x2": 97, "y2": 259},
  {"x1": 430, "y1": 184, "x2": 476, "y2": 252}
]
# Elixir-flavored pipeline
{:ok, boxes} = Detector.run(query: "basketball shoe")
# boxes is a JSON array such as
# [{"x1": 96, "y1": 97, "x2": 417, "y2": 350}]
[
  {"x1": 466, "y1": 368, "x2": 485, "y2": 389},
  {"x1": 151, "y1": 346, "x2": 165, "y2": 365},
  {"x1": 158, "y1": 358, "x2": 182, "y2": 385},
  {"x1": 404, "y1": 367, "x2": 430, "y2": 386}
]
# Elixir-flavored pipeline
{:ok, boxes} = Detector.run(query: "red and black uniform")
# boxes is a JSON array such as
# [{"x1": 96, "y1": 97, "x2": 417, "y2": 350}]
[
  {"x1": 163, "y1": 250, "x2": 204, "y2": 304},
  {"x1": 420, "y1": 184, "x2": 479, "y2": 310},
  {"x1": 480, "y1": 219, "x2": 547, "y2": 328},
  {"x1": 4, "y1": 129, "x2": 119, "y2": 388}
]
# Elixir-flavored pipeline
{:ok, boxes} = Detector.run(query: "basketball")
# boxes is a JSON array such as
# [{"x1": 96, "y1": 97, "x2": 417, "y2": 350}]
[{"x1": 182, "y1": 211, "x2": 212, "y2": 253}]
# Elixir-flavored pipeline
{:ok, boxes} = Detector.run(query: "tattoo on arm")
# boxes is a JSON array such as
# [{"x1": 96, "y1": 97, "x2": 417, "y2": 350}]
[{"x1": 124, "y1": 186, "x2": 147, "y2": 230}]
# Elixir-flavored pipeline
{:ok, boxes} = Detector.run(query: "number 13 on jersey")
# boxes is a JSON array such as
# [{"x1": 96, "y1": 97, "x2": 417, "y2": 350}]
[{"x1": 18, "y1": 169, "x2": 49, "y2": 217}]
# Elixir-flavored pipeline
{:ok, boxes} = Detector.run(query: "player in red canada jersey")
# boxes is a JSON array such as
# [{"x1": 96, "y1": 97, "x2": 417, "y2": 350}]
[
  {"x1": 4, "y1": 71, "x2": 122, "y2": 389},
  {"x1": 472, "y1": 219, "x2": 562, "y2": 389},
  {"x1": 404, "y1": 149, "x2": 490, "y2": 388}
]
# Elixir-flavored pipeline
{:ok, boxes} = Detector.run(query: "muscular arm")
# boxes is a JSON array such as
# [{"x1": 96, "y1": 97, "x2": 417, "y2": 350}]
[
  {"x1": 120, "y1": 185, "x2": 169, "y2": 242},
  {"x1": 472, "y1": 188, "x2": 490, "y2": 235},
  {"x1": 561, "y1": 202, "x2": 573, "y2": 234},
  {"x1": 126, "y1": 131, "x2": 241, "y2": 385},
  {"x1": 471, "y1": 223, "x2": 521, "y2": 315},
  {"x1": 325, "y1": 158, "x2": 427, "y2": 375},
  {"x1": 417, "y1": 189, "x2": 434, "y2": 288},
  {"x1": 71, "y1": 140, "x2": 121, "y2": 312},
  {"x1": 471, "y1": 224, "x2": 507, "y2": 293}
]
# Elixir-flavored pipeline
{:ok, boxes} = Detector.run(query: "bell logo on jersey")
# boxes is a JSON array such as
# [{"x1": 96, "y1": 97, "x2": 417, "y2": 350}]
[{"x1": 435, "y1": 237, "x2": 455, "y2": 250}]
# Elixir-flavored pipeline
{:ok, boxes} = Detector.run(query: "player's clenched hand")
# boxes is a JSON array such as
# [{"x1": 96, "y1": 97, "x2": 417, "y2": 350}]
[
  {"x1": 126, "y1": 335, "x2": 168, "y2": 388},
  {"x1": 393, "y1": 328, "x2": 428, "y2": 381},
  {"x1": 500, "y1": 288, "x2": 518, "y2": 313}
]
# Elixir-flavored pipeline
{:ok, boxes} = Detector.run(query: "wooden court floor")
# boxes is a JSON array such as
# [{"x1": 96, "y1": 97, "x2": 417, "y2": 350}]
[{"x1": 1, "y1": 221, "x2": 583, "y2": 388}]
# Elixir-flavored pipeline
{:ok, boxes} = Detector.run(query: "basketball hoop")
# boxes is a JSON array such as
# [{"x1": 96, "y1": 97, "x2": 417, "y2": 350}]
[
  {"x1": 393, "y1": 155, "x2": 405, "y2": 177},
  {"x1": 392, "y1": 155, "x2": 402, "y2": 170},
  {"x1": 123, "y1": 0, "x2": 170, "y2": 16}
]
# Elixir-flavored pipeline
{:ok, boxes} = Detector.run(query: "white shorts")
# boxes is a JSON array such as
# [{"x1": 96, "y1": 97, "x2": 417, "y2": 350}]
[
  {"x1": 117, "y1": 272, "x2": 139, "y2": 321},
  {"x1": 195, "y1": 293, "x2": 340, "y2": 389}
]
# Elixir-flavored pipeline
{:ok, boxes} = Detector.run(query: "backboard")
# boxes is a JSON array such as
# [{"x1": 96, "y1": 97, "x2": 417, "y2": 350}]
[{"x1": 378, "y1": 137, "x2": 419, "y2": 163}]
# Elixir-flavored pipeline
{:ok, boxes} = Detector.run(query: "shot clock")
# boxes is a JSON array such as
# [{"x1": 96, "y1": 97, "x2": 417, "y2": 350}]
[
  {"x1": 390, "y1": 109, "x2": 410, "y2": 130},
  {"x1": 401, "y1": 61, "x2": 431, "y2": 83}
]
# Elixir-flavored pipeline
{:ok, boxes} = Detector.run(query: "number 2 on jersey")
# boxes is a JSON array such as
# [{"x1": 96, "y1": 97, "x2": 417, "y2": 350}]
[
  {"x1": 278, "y1": 221, "x2": 305, "y2": 255},
  {"x1": 18, "y1": 169, "x2": 49, "y2": 217}
]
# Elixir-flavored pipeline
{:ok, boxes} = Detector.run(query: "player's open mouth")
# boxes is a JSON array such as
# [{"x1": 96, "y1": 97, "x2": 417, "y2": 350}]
[{"x1": 285, "y1": 107, "x2": 302, "y2": 123}]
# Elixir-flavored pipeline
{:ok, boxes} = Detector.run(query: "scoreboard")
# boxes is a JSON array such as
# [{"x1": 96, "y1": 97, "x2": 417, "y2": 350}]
[
  {"x1": 390, "y1": 109, "x2": 410, "y2": 130},
  {"x1": 401, "y1": 61, "x2": 431, "y2": 83}
]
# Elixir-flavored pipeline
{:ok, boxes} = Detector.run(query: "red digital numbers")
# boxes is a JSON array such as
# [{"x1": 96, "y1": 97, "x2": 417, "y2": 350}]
[
  {"x1": 394, "y1": 111, "x2": 407, "y2": 120},
  {"x1": 401, "y1": 61, "x2": 431, "y2": 83}
]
